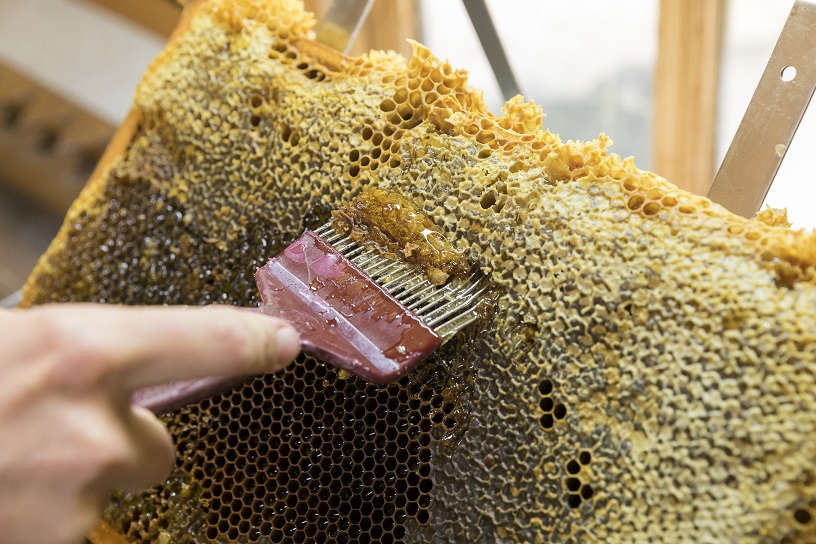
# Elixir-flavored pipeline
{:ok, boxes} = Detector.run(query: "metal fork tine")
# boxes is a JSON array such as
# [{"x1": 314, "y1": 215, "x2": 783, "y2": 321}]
[
  {"x1": 437, "y1": 312, "x2": 482, "y2": 341},
  {"x1": 332, "y1": 238, "x2": 357, "y2": 252},
  {"x1": 406, "y1": 288, "x2": 447, "y2": 313},
  {"x1": 313, "y1": 223, "x2": 332, "y2": 236},
  {"x1": 421, "y1": 287, "x2": 483, "y2": 320},
  {"x1": 386, "y1": 276, "x2": 427, "y2": 297},
  {"x1": 404, "y1": 283, "x2": 439, "y2": 309},
  {"x1": 458, "y1": 281, "x2": 487, "y2": 301},
  {"x1": 376, "y1": 262, "x2": 414, "y2": 282},
  {"x1": 411, "y1": 283, "x2": 466, "y2": 315},
  {"x1": 381, "y1": 267, "x2": 421, "y2": 290},
  {"x1": 314, "y1": 224, "x2": 344, "y2": 243},
  {"x1": 445, "y1": 276, "x2": 485, "y2": 300},
  {"x1": 418, "y1": 282, "x2": 487, "y2": 321},
  {"x1": 313, "y1": 219, "x2": 489, "y2": 344},
  {"x1": 353, "y1": 249, "x2": 386, "y2": 267},
  {"x1": 398, "y1": 280, "x2": 435, "y2": 303},
  {"x1": 342, "y1": 246, "x2": 366, "y2": 259},
  {"x1": 350, "y1": 249, "x2": 380, "y2": 268},
  {"x1": 410, "y1": 281, "x2": 461, "y2": 309},
  {"x1": 400, "y1": 285, "x2": 436, "y2": 313},
  {"x1": 364, "y1": 257, "x2": 396, "y2": 274},
  {"x1": 424, "y1": 287, "x2": 488, "y2": 328}
]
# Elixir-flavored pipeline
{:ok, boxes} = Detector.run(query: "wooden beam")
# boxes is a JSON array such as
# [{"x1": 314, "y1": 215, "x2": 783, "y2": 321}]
[
  {"x1": 653, "y1": 0, "x2": 725, "y2": 195},
  {"x1": 303, "y1": 0, "x2": 332, "y2": 19},
  {"x1": 79, "y1": 0, "x2": 182, "y2": 38},
  {"x1": 351, "y1": 0, "x2": 419, "y2": 58}
]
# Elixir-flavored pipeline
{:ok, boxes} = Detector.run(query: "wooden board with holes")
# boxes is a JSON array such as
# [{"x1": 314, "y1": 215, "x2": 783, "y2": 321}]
[{"x1": 0, "y1": 63, "x2": 114, "y2": 214}]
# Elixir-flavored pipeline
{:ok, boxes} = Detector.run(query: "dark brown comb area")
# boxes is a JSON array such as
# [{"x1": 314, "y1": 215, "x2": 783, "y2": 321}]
[{"x1": 105, "y1": 355, "x2": 456, "y2": 543}]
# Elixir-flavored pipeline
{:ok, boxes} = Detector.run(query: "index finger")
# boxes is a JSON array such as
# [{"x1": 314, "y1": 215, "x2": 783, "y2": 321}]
[{"x1": 36, "y1": 304, "x2": 301, "y2": 390}]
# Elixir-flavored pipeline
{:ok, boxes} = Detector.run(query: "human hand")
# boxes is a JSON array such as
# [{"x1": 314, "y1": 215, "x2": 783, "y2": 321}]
[{"x1": 0, "y1": 304, "x2": 300, "y2": 544}]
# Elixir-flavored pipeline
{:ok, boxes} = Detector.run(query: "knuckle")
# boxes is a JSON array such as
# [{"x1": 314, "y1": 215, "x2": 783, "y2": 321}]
[
  {"x1": 29, "y1": 307, "x2": 76, "y2": 344},
  {"x1": 35, "y1": 313, "x2": 110, "y2": 389},
  {"x1": 214, "y1": 320, "x2": 258, "y2": 369}
]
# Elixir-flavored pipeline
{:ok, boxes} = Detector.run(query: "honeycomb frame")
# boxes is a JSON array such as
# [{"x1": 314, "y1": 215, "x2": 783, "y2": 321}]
[{"x1": 22, "y1": 0, "x2": 816, "y2": 542}]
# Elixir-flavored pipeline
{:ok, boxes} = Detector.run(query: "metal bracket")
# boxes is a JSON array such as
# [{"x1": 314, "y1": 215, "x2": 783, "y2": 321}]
[
  {"x1": 1, "y1": 290, "x2": 21, "y2": 309},
  {"x1": 313, "y1": 0, "x2": 524, "y2": 104},
  {"x1": 709, "y1": 0, "x2": 816, "y2": 217},
  {"x1": 314, "y1": 0, "x2": 375, "y2": 54},
  {"x1": 462, "y1": 0, "x2": 523, "y2": 101}
]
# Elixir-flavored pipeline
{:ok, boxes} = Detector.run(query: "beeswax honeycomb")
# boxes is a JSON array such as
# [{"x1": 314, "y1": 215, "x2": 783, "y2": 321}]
[{"x1": 23, "y1": 0, "x2": 816, "y2": 541}]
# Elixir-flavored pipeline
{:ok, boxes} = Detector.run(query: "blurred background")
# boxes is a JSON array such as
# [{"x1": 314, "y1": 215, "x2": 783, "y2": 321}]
[{"x1": 0, "y1": 0, "x2": 811, "y2": 299}]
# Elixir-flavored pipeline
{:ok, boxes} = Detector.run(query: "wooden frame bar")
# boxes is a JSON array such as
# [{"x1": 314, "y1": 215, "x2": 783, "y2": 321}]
[
  {"x1": 653, "y1": 0, "x2": 726, "y2": 195},
  {"x1": 80, "y1": 0, "x2": 182, "y2": 38}
]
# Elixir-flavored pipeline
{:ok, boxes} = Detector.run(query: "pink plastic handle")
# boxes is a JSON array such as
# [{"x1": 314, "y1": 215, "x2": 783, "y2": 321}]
[{"x1": 256, "y1": 231, "x2": 441, "y2": 383}]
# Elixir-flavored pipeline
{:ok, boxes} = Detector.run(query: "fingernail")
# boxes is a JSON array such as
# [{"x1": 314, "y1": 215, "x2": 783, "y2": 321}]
[{"x1": 275, "y1": 325, "x2": 301, "y2": 365}]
